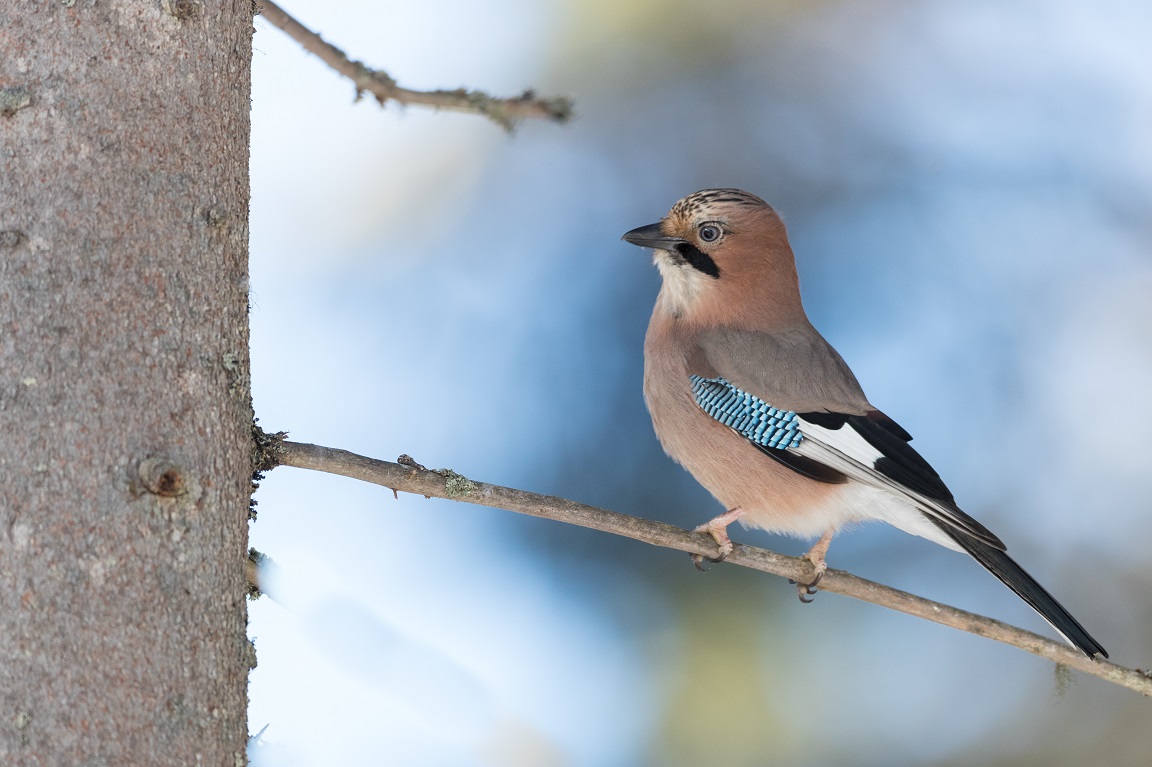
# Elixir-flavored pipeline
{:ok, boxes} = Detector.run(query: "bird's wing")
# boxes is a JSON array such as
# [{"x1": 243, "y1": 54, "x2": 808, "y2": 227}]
[
  {"x1": 693, "y1": 326, "x2": 1003, "y2": 548},
  {"x1": 688, "y1": 365, "x2": 1108, "y2": 658},
  {"x1": 787, "y1": 407, "x2": 1003, "y2": 547}
]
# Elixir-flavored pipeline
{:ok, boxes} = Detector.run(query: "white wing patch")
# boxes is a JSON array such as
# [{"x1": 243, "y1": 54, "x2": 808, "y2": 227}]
[
  {"x1": 792, "y1": 418, "x2": 973, "y2": 550},
  {"x1": 795, "y1": 419, "x2": 885, "y2": 468}
]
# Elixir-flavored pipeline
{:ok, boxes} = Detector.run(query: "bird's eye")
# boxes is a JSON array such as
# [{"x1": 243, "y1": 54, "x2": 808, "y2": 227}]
[{"x1": 698, "y1": 224, "x2": 722, "y2": 242}]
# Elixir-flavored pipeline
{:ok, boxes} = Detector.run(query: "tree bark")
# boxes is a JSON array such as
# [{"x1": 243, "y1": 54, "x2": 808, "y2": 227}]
[{"x1": 0, "y1": 2, "x2": 253, "y2": 763}]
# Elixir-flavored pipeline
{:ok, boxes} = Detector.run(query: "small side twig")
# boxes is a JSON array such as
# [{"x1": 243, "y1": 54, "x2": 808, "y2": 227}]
[
  {"x1": 257, "y1": 1, "x2": 573, "y2": 131},
  {"x1": 246, "y1": 548, "x2": 265, "y2": 598},
  {"x1": 246, "y1": 547, "x2": 282, "y2": 602},
  {"x1": 261, "y1": 437, "x2": 1151, "y2": 697}
]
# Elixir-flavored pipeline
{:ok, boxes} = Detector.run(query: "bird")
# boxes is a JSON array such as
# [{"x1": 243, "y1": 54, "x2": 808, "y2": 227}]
[{"x1": 622, "y1": 188, "x2": 1107, "y2": 659}]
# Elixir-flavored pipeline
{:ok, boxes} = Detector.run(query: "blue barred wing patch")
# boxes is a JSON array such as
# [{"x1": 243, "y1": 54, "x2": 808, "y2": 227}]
[{"x1": 690, "y1": 375, "x2": 803, "y2": 450}]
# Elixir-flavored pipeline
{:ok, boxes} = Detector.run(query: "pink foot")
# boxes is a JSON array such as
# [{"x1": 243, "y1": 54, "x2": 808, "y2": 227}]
[
  {"x1": 690, "y1": 507, "x2": 744, "y2": 571},
  {"x1": 792, "y1": 528, "x2": 834, "y2": 603}
]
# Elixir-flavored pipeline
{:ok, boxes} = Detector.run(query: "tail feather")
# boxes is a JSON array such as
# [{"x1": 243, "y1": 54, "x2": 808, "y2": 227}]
[{"x1": 935, "y1": 523, "x2": 1108, "y2": 659}]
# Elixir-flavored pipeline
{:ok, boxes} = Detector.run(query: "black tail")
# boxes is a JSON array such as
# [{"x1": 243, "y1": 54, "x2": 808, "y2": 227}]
[{"x1": 937, "y1": 525, "x2": 1107, "y2": 659}]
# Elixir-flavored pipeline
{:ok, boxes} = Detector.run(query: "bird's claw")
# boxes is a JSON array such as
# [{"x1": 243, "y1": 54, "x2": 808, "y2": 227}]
[
  {"x1": 690, "y1": 541, "x2": 733, "y2": 572},
  {"x1": 790, "y1": 559, "x2": 826, "y2": 603},
  {"x1": 787, "y1": 577, "x2": 820, "y2": 602},
  {"x1": 710, "y1": 541, "x2": 734, "y2": 563}
]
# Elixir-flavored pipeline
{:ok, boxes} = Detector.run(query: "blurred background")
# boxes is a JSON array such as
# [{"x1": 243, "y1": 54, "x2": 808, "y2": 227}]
[{"x1": 245, "y1": 1, "x2": 1152, "y2": 764}]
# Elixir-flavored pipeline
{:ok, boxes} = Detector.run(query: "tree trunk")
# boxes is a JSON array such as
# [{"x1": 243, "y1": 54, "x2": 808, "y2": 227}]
[{"x1": 0, "y1": 2, "x2": 253, "y2": 763}]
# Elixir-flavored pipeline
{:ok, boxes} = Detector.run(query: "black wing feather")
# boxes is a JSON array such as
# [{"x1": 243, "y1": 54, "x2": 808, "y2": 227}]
[
  {"x1": 865, "y1": 410, "x2": 913, "y2": 441},
  {"x1": 849, "y1": 414, "x2": 955, "y2": 504},
  {"x1": 751, "y1": 444, "x2": 848, "y2": 484},
  {"x1": 795, "y1": 411, "x2": 850, "y2": 430}
]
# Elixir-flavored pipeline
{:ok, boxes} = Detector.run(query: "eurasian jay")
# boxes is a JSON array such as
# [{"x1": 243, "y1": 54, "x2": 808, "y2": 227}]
[{"x1": 623, "y1": 188, "x2": 1107, "y2": 659}]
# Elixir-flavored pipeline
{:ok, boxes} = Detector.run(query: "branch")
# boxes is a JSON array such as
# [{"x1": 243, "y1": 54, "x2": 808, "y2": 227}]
[
  {"x1": 266, "y1": 438, "x2": 1152, "y2": 697},
  {"x1": 257, "y1": 1, "x2": 573, "y2": 131}
]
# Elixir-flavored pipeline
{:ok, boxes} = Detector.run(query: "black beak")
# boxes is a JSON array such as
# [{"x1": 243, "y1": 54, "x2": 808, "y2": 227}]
[{"x1": 621, "y1": 222, "x2": 684, "y2": 251}]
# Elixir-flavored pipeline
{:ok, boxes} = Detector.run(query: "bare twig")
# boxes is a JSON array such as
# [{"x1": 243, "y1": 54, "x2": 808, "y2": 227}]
[
  {"x1": 246, "y1": 548, "x2": 265, "y2": 598},
  {"x1": 257, "y1": 1, "x2": 573, "y2": 131},
  {"x1": 267, "y1": 439, "x2": 1151, "y2": 697}
]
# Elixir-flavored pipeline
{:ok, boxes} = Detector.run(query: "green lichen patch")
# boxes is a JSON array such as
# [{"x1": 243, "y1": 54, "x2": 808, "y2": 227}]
[{"x1": 438, "y1": 469, "x2": 477, "y2": 498}]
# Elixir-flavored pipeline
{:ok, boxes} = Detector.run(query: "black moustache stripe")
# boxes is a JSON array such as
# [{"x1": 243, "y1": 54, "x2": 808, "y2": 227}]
[{"x1": 675, "y1": 242, "x2": 720, "y2": 279}]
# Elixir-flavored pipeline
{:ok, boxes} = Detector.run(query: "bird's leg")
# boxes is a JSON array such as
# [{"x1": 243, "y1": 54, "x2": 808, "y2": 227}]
[
  {"x1": 794, "y1": 527, "x2": 834, "y2": 603},
  {"x1": 691, "y1": 507, "x2": 745, "y2": 571}
]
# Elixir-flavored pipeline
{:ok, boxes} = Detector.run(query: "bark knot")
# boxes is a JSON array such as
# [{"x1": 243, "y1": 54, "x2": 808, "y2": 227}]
[
  {"x1": 0, "y1": 86, "x2": 31, "y2": 117},
  {"x1": 136, "y1": 456, "x2": 188, "y2": 497},
  {"x1": 162, "y1": 0, "x2": 203, "y2": 19}
]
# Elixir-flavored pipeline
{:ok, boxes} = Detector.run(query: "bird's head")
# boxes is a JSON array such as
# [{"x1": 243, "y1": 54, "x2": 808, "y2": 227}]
[{"x1": 622, "y1": 188, "x2": 804, "y2": 327}]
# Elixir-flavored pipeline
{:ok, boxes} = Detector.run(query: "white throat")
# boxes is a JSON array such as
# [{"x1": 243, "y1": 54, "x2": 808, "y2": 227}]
[{"x1": 654, "y1": 252, "x2": 707, "y2": 318}]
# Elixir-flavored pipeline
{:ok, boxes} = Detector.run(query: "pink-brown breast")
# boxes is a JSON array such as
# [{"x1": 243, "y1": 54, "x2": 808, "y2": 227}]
[{"x1": 644, "y1": 309, "x2": 852, "y2": 538}]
